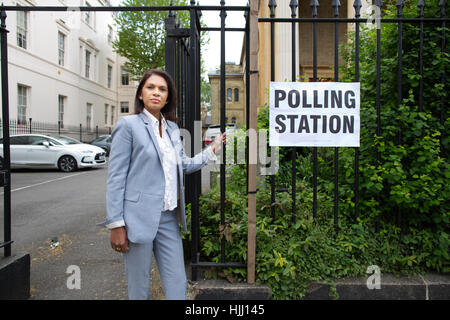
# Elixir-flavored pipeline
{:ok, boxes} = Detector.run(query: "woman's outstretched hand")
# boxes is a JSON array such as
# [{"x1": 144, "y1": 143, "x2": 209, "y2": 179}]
[{"x1": 211, "y1": 132, "x2": 227, "y2": 154}]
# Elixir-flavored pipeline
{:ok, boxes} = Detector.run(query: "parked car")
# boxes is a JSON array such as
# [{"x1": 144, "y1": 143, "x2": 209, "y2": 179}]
[
  {"x1": 204, "y1": 124, "x2": 237, "y2": 146},
  {"x1": 0, "y1": 134, "x2": 107, "y2": 172},
  {"x1": 90, "y1": 135, "x2": 112, "y2": 156}
]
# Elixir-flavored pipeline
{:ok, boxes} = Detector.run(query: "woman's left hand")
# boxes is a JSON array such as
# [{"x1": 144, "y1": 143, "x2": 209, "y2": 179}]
[{"x1": 211, "y1": 132, "x2": 227, "y2": 154}]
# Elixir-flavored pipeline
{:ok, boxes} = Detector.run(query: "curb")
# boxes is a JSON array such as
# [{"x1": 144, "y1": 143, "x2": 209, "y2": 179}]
[
  {"x1": 190, "y1": 280, "x2": 272, "y2": 300},
  {"x1": 188, "y1": 273, "x2": 450, "y2": 300},
  {"x1": 303, "y1": 273, "x2": 450, "y2": 300}
]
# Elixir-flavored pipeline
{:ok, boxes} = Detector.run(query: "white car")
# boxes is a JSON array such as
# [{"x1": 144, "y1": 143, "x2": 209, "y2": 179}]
[
  {"x1": 204, "y1": 124, "x2": 237, "y2": 146},
  {"x1": 0, "y1": 134, "x2": 107, "y2": 172}
]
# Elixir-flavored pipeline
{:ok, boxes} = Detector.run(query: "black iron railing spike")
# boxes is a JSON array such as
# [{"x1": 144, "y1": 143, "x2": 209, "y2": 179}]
[
  {"x1": 417, "y1": 0, "x2": 425, "y2": 17},
  {"x1": 289, "y1": 0, "x2": 298, "y2": 18},
  {"x1": 439, "y1": 0, "x2": 446, "y2": 17},
  {"x1": 353, "y1": 0, "x2": 362, "y2": 18},
  {"x1": 332, "y1": 0, "x2": 341, "y2": 17},
  {"x1": 396, "y1": 0, "x2": 404, "y2": 16},
  {"x1": 269, "y1": 0, "x2": 277, "y2": 18},
  {"x1": 310, "y1": 0, "x2": 319, "y2": 17}
]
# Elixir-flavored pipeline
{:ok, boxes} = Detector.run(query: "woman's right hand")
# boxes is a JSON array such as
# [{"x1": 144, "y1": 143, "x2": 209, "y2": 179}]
[{"x1": 110, "y1": 227, "x2": 129, "y2": 253}]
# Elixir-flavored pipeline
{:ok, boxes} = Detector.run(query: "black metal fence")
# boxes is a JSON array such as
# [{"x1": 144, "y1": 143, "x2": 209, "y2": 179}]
[
  {"x1": 164, "y1": 1, "x2": 250, "y2": 280},
  {"x1": 0, "y1": 119, "x2": 111, "y2": 143},
  {"x1": 259, "y1": 0, "x2": 448, "y2": 233},
  {"x1": 0, "y1": 2, "x2": 250, "y2": 282}
]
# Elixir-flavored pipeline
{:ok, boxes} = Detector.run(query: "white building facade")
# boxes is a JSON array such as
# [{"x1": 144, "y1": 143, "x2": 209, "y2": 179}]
[{"x1": 2, "y1": 0, "x2": 135, "y2": 135}]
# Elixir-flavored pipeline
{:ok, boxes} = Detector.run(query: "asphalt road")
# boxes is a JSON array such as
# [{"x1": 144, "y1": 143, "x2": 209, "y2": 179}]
[{"x1": 0, "y1": 165, "x2": 169, "y2": 300}]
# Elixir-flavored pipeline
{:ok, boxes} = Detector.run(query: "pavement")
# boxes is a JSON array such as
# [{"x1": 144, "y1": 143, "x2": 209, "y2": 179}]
[
  {"x1": 2, "y1": 217, "x2": 450, "y2": 300},
  {"x1": 10, "y1": 214, "x2": 197, "y2": 300},
  {"x1": 0, "y1": 166, "x2": 449, "y2": 300}
]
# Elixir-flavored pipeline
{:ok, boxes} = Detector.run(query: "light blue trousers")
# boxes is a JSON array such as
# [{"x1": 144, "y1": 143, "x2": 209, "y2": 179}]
[{"x1": 123, "y1": 209, "x2": 187, "y2": 300}]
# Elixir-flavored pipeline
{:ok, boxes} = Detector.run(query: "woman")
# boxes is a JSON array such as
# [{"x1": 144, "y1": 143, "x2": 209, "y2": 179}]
[{"x1": 99, "y1": 69, "x2": 225, "y2": 300}]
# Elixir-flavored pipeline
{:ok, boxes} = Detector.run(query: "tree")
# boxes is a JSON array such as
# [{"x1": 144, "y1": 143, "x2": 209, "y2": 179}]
[
  {"x1": 112, "y1": 0, "x2": 190, "y2": 80},
  {"x1": 113, "y1": 0, "x2": 211, "y2": 104}
]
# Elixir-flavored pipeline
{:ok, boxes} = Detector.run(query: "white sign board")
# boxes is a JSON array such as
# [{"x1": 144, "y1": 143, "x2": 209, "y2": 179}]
[{"x1": 269, "y1": 82, "x2": 360, "y2": 147}]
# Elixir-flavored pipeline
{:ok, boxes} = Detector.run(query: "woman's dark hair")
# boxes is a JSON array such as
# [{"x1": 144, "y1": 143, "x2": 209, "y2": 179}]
[{"x1": 134, "y1": 69, "x2": 178, "y2": 123}]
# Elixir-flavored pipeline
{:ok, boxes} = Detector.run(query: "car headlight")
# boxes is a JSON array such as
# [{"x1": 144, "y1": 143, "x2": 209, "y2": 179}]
[{"x1": 81, "y1": 150, "x2": 94, "y2": 154}]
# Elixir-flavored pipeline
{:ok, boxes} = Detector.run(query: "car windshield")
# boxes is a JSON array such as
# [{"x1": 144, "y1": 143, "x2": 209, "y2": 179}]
[{"x1": 49, "y1": 135, "x2": 81, "y2": 145}]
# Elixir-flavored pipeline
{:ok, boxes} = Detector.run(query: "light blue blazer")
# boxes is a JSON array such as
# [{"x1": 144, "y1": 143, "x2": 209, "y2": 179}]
[{"x1": 98, "y1": 112, "x2": 212, "y2": 243}]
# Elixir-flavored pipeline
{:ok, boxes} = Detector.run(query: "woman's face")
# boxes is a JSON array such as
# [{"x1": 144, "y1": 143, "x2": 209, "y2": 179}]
[{"x1": 139, "y1": 74, "x2": 169, "y2": 117}]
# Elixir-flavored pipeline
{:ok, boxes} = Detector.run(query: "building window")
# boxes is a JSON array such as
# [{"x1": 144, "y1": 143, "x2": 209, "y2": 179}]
[
  {"x1": 104, "y1": 104, "x2": 109, "y2": 124},
  {"x1": 234, "y1": 88, "x2": 239, "y2": 102},
  {"x1": 17, "y1": 85, "x2": 28, "y2": 125},
  {"x1": 58, "y1": 95, "x2": 65, "y2": 128},
  {"x1": 58, "y1": 32, "x2": 65, "y2": 66},
  {"x1": 84, "y1": 2, "x2": 92, "y2": 26},
  {"x1": 121, "y1": 67, "x2": 129, "y2": 86},
  {"x1": 86, "y1": 103, "x2": 92, "y2": 131},
  {"x1": 120, "y1": 101, "x2": 129, "y2": 114},
  {"x1": 111, "y1": 105, "x2": 115, "y2": 124},
  {"x1": 85, "y1": 50, "x2": 91, "y2": 78},
  {"x1": 107, "y1": 25, "x2": 113, "y2": 44},
  {"x1": 17, "y1": 9, "x2": 28, "y2": 49},
  {"x1": 227, "y1": 88, "x2": 232, "y2": 102},
  {"x1": 107, "y1": 65, "x2": 112, "y2": 88}
]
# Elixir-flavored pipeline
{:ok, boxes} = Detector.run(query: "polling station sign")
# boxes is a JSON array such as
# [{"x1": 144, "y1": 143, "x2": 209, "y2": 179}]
[{"x1": 269, "y1": 82, "x2": 360, "y2": 147}]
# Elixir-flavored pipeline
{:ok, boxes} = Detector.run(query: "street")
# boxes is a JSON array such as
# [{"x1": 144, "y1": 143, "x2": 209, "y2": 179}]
[{"x1": 0, "y1": 166, "x2": 166, "y2": 299}]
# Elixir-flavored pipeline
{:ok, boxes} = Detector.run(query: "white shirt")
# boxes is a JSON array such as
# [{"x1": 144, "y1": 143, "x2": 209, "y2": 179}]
[
  {"x1": 106, "y1": 111, "x2": 217, "y2": 229},
  {"x1": 143, "y1": 109, "x2": 178, "y2": 212}
]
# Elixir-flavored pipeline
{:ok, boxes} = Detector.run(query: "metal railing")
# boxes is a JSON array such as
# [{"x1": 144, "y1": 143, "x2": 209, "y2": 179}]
[
  {"x1": 0, "y1": 119, "x2": 111, "y2": 143},
  {"x1": 164, "y1": 1, "x2": 250, "y2": 281},
  {"x1": 0, "y1": 2, "x2": 251, "y2": 283},
  {"x1": 259, "y1": 0, "x2": 448, "y2": 233}
]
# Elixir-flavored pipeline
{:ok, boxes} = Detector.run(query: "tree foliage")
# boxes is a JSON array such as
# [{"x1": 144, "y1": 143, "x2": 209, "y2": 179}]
[{"x1": 112, "y1": 0, "x2": 190, "y2": 80}]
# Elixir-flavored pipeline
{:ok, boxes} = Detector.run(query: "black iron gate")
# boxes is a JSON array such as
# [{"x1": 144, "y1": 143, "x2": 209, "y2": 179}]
[
  {"x1": 0, "y1": 1, "x2": 250, "y2": 282},
  {"x1": 164, "y1": 1, "x2": 250, "y2": 281}
]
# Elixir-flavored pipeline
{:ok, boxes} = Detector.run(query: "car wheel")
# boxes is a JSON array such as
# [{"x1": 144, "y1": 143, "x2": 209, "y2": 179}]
[{"x1": 58, "y1": 155, "x2": 77, "y2": 172}]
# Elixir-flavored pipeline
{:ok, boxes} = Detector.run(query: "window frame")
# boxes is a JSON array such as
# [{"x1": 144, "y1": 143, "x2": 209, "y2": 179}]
[
  {"x1": 58, "y1": 31, "x2": 66, "y2": 66},
  {"x1": 111, "y1": 105, "x2": 115, "y2": 124},
  {"x1": 227, "y1": 88, "x2": 232, "y2": 102},
  {"x1": 17, "y1": 84, "x2": 28, "y2": 125},
  {"x1": 85, "y1": 49, "x2": 91, "y2": 78},
  {"x1": 104, "y1": 104, "x2": 109, "y2": 125},
  {"x1": 58, "y1": 95, "x2": 65, "y2": 128},
  {"x1": 121, "y1": 67, "x2": 129, "y2": 86},
  {"x1": 120, "y1": 101, "x2": 129, "y2": 114},
  {"x1": 16, "y1": 8, "x2": 28, "y2": 49},
  {"x1": 107, "y1": 65, "x2": 112, "y2": 88},
  {"x1": 86, "y1": 103, "x2": 92, "y2": 131}
]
